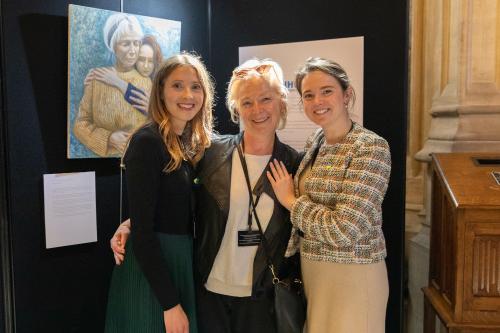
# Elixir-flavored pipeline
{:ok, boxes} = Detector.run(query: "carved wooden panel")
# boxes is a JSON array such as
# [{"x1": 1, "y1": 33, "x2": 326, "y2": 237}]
[
  {"x1": 464, "y1": 222, "x2": 500, "y2": 313},
  {"x1": 472, "y1": 236, "x2": 500, "y2": 297}
]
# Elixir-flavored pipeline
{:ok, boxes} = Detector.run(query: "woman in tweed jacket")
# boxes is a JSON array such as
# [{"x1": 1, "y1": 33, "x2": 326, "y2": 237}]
[{"x1": 267, "y1": 57, "x2": 391, "y2": 333}]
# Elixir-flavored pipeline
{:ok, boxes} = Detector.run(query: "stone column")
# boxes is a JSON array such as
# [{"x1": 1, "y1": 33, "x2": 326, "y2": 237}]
[
  {"x1": 407, "y1": 1, "x2": 500, "y2": 332},
  {"x1": 415, "y1": 0, "x2": 500, "y2": 161}
]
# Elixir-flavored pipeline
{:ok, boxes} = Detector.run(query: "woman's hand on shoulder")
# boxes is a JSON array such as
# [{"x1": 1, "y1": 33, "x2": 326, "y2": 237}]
[
  {"x1": 110, "y1": 219, "x2": 131, "y2": 265},
  {"x1": 83, "y1": 68, "x2": 97, "y2": 86},
  {"x1": 266, "y1": 159, "x2": 296, "y2": 211},
  {"x1": 164, "y1": 304, "x2": 189, "y2": 333}
]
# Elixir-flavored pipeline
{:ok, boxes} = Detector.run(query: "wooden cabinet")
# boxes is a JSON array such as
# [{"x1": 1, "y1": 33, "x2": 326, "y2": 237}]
[{"x1": 423, "y1": 153, "x2": 500, "y2": 333}]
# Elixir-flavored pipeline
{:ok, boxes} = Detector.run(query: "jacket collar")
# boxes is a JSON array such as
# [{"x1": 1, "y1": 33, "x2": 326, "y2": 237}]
[
  {"x1": 239, "y1": 132, "x2": 293, "y2": 202},
  {"x1": 198, "y1": 133, "x2": 240, "y2": 181},
  {"x1": 293, "y1": 122, "x2": 361, "y2": 193},
  {"x1": 200, "y1": 131, "x2": 293, "y2": 214}
]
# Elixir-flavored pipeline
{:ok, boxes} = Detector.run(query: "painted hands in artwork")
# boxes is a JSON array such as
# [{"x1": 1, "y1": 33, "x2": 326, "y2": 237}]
[
  {"x1": 127, "y1": 88, "x2": 150, "y2": 114},
  {"x1": 85, "y1": 67, "x2": 127, "y2": 92},
  {"x1": 108, "y1": 130, "x2": 131, "y2": 154},
  {"x1": 84, "y1": 67, "x2": 150, "y2": 114},
  {"x1": 266, "y1": 159, "x2": 297, "y2": 211}
]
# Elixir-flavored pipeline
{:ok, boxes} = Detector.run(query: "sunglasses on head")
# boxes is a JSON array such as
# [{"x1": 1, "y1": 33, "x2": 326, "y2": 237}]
[{"x1": 232, "y1": 64, "x2": 274, "y2": 79}]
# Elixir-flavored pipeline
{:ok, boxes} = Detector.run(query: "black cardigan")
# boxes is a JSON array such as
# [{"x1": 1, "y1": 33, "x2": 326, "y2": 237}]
[{"x1": 124, "y1": 124, "x2": 194, "y2": 310}]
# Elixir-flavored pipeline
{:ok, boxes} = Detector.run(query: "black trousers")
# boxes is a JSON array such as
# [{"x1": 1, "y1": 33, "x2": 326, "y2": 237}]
[{"x1": 196, "y1": 286, "x2": 276, "y2": 333}]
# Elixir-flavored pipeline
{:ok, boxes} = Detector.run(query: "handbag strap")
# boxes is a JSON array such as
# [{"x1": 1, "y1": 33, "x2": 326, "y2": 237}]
[{"x1": 236, "y1": 142, "x2": 281, "y2": 284}]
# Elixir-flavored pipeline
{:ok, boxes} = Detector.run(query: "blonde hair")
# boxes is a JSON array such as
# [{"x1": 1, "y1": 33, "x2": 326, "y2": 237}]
[
  {"x1": 226, "y1": 58, "x2": 288, "y2": 129},
  {"x1": 148, "y1": 52, "x2": 215, "y2": 172}
]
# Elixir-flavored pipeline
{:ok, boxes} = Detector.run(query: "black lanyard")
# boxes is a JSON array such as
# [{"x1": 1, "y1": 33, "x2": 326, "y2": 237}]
[
  {"x1": 235, "y1": 138, "x2": 282, "y2": 279},
  {"x1": 235, "y1": 138, "x2": 272, "y2": 231}
]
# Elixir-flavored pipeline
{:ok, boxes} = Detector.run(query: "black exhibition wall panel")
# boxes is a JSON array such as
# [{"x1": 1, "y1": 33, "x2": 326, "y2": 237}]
[
  {"x1": 0, "y1": 0, "x2": 207, "y2": 331},
  {"x1": 0, "y1": 2, "x2": 10, "y2": 332},
  {"x1": 209, "y1": 0, "x2": 407, "y2": 332}
]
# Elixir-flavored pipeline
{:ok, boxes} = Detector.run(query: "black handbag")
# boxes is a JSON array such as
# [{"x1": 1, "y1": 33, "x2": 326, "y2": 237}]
[
  {"x1": 236, "y1": 143, "x2": 306, "y2": 333},
  {"x1": 271, "y1": 254, "x2": 306, "y2": 333}
]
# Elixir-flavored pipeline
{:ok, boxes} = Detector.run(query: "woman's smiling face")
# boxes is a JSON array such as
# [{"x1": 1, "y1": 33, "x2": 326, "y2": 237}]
[
  {"x1": 300, "y1": 70, "x2": 350, "y2": 129},
  {"x1": 235, "y1": 77, "x2": 283, "y2": 137},
  {"x1": 163, "y1": 65, "x2": 204, "y2": 134}
]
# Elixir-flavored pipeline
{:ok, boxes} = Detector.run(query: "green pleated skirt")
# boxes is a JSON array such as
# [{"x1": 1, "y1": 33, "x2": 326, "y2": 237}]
[{"x1": 104, "y1": 233, "x2": 198, "y2": 333}]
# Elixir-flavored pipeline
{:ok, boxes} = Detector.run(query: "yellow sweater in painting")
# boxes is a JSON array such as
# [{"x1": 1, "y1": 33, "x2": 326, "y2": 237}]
[{"x1": 73, "y1": 68, "x2": 152, "y2": 157}]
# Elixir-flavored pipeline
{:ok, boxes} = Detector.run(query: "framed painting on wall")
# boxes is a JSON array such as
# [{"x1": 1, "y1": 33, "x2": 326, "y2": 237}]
[{"x1": 67, "y1": 4, "x2": 181, "y2": 159}]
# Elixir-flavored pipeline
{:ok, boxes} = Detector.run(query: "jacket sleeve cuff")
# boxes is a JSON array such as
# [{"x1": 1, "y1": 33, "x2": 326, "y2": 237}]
[
  {"x1": 290, "y1": 194, "x2": 309, "y2": 230},
  {"x1": 159, "y1": 292, "x2": 180, "y2": 311}
]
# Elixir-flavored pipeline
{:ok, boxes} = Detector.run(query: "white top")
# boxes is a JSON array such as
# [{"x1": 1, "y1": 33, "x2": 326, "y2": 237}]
[{"x1": 205, "y1": 150, "x2": 274, "y2": 297}]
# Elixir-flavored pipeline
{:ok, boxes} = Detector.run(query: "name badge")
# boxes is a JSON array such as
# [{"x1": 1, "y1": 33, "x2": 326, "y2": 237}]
[{"x1": 238, "y1": 230, "x2": 261, "y2": 246}]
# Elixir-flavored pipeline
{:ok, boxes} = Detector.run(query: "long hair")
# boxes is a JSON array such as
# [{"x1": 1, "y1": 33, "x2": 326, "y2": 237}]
[
  {"x1": 148, "y1": 52, "x2": 214, "y2": 172},
  {"x1": 141, "y1": 35, "x2": 163, "y2": 78}
]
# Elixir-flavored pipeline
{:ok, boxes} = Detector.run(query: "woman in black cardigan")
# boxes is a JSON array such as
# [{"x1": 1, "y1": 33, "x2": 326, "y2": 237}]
[{"x1": 105, "y1": 52, "x2": 214, "y2": 333}]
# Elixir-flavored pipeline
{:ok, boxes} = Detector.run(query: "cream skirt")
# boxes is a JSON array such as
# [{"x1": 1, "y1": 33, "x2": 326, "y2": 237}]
[{"x1": 301, "y1": 256, "x2": 388, "y2": 333}]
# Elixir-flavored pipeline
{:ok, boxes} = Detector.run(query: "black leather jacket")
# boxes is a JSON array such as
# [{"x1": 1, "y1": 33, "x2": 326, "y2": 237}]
[{"x1": 194, "y1": 132, "x2": 301, "y2": 299}]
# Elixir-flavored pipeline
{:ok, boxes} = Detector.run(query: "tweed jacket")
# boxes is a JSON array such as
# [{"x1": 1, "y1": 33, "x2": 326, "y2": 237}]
[
  {"x1": 286, "y1": 122, "x2": 391, "y2": 264},
  {"x1": 73, "y1": 68, "x2": 151, "y2": 157}
]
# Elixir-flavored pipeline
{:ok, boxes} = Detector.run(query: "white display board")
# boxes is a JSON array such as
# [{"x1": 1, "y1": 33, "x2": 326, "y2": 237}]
[
  {"x1": 43, "y1": 171, "x2": 97, "y2": 248},
  {"x1": 239, "y1": 37, "x2": 364, "y2": 151}
]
